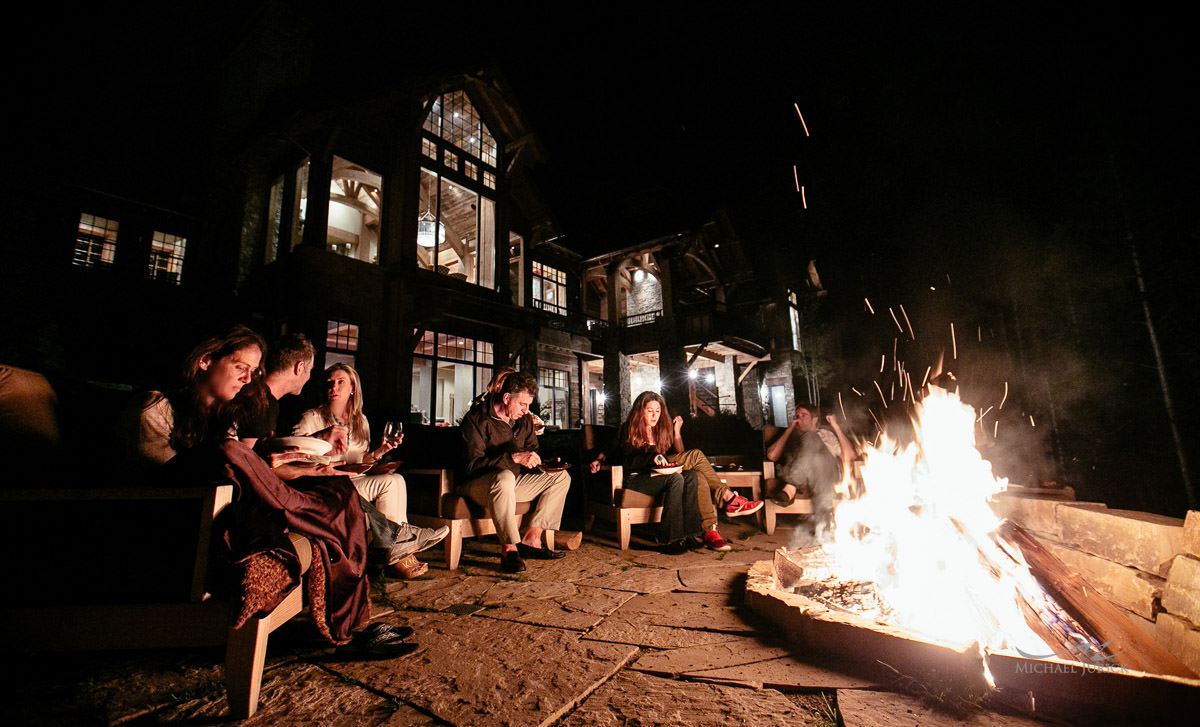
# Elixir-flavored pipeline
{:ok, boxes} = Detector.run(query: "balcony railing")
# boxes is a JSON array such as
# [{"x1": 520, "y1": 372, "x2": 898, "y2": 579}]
[{"x1": 620, "y1": 310, "x2": 662, "y2": 328}]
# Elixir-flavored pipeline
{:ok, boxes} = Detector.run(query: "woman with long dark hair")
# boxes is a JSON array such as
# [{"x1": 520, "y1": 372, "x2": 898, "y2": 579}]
[
  {"x1": 123, "y1": 326, "x2": 412, "y2": 656},
  {"x1": 593, "y1": 391, "x2": 702, "y2": 553}
]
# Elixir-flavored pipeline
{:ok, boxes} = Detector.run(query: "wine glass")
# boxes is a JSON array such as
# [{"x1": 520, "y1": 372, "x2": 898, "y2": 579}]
[{"x1": 382, "y1": 420, "x2": 404, "y2": 446}]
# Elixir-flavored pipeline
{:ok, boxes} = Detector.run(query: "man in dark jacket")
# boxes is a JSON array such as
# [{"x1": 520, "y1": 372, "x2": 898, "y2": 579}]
[{"x1": 460, "y1": 371, "x2": 570, "y2": 572}]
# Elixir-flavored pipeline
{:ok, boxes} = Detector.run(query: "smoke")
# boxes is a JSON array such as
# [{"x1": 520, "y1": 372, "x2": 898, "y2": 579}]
[{"x1": 807, "y1": 196, "x2": 1190, "y2": 515}]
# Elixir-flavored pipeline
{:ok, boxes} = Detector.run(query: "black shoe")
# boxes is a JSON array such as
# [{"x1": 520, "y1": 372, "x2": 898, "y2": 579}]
[
  {"x1": 660, "y1": 540, "x2": 690, "y2": 555},
  {"x1": 342, "y1": 622, "x2": 418, "y2": 660},
  {"x1": 500, "y1": 549, "x2": 527, "y2": 573},
  {"x1": 516, "y1": 543, "x2": 567, "y2": 560},
  {"x1": 685, "y1": 536, "x2": 705, "y2": 550},
  {"x1": 772, "y1": 488, "x2": 797, "y2": 507}
]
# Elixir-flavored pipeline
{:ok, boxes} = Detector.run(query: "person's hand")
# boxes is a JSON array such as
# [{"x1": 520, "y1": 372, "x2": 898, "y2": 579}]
[
  {"x1": 513, "y1": 451, "x2": 542, "y2": 468},
  {"x1": 372, "y1": 434, "x2": 401, "y2": 461},
  {"x1": 826, "y1": 414, "x2": 837, "y2": 427},
  {"x1": 653, "y1": 454, "x2": 669, "y2": 467},
  {"x1": 673, "y1": 415, "x2": 683, "y2": 430},
  {"x1": 589, "y1": 459, "x2": 602, "y2": 474}
]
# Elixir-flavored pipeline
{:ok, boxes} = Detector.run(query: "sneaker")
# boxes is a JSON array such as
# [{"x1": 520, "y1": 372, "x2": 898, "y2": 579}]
[
  {"x1": 703, "y1": 528, "x2": 733, "y2": 552},
  {"x1": 724, "y1": 493, "x2": 764, "y2": 517},
  {"x1": 388, "y1": 523, "x2": 450, "y2": 561}
]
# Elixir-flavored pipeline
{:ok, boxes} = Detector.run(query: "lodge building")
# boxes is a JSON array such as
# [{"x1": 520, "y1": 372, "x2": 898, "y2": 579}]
[{"x1": 1, "y1": 19, "x2": 824, "y2": 435}]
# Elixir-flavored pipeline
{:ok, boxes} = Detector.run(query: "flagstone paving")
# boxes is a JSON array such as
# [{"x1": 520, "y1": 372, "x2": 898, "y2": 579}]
[{"x1": 6, "y1": 518, "x2": 1064, "y2": 726}]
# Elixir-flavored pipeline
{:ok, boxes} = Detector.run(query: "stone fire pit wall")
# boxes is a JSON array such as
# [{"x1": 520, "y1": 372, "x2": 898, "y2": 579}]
[{"x1": 992, "y1": 488, "x2": 1200, "y2": 674}]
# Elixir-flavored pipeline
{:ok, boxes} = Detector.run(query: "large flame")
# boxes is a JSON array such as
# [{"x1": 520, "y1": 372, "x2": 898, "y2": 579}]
[{"x1": 821, "y1": 387, "x2": 1054, "y2": 656}]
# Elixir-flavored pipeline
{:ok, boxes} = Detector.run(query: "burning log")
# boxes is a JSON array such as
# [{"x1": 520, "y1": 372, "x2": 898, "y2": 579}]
[{"x1": 1001, "y1": 520, "x2": 1196, "y2": 679}]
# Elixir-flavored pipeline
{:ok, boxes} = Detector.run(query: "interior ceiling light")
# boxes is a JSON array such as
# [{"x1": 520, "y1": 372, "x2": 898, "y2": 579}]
[{"x1": 417, "y1": 208, "x2": 445, "y2": 248}]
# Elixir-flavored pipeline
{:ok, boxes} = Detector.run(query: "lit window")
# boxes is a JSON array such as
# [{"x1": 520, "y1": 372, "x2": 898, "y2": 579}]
[
  {"x1": 532, "y1": 261, "x2": 568, "y2": 316},
  {"x1": 265, "y1": 174, "x2": 285, "y2": 263},
  {"x1": 327, "y1": 156, "x2": 382, "y2": 264},
  {"x1": 788, "y1": 290, "x2": 802, "y2": 352},
  {"x1": 291, "y1": 160, "x2": 309, "y2": 251},
  {"x1": 539, "y1": 368, "x2": 569, "y2": 428},
  {"x1": 418, "y1": 90, "x2": 500, "y2": 289},
  {"x1": 326, "y1": 320, "x2": 358, "y2": 368},
  {"x1": 148, "y1": 232, "x2": 187, "y2": 284},
  {"x1": 411, "y1": 331, "x2": 494, "y2": 425},
  {"x1": 74, "y1": 213, "x2": 118, "y2": 269}
]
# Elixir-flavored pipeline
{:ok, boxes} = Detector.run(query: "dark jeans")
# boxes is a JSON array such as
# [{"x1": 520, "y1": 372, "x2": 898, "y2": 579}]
[
  {"x1": 360, "y1": 496, "x2": 402, "y2": 563},
  {"x1": 625, "y1": 470, "x2": 702, "y2": 543}
]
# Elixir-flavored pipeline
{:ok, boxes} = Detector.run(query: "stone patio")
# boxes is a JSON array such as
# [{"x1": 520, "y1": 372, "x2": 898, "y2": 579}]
[{"x1": 6, "y1": 518, "x2": 1067, "y2": 726}]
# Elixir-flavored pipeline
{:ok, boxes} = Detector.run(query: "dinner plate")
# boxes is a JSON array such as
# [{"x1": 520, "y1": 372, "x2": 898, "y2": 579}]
[
  {"x1": 268, "y1": 436, "x2": 333, "y2": 456},
  {"x1": 542, "y1": 462, "x2": 571, "y2": 472},
  {"x1": 652, "y1": 465, "x2": 683, "y2": 475}
]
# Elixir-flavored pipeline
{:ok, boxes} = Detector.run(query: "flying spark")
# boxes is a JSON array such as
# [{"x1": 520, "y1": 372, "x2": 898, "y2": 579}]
[
  {"x1": 864, "y1": 298, "x2": 875, "y2": 315},
  {"x1": 839, "y1": 391, "x2": 847, "y2": 419},
  {"x1": 851, "y1": 387, "x2": 864, "y2": 396},
  {"x1": 994, "y1": 420, "x2": 999, "y2": 438},
  {"x1": 889, "y1": 308, "x2": 904, "y2": 333},
  {"x1": 899, "y1": 304, "x2": 915, "y2": 340},
  {"x1": 801, "y1": 185, "x2": 807, "y2": 209},
  {"x1": 1030, "y1": 415, "x2": 1036, "y2": 427},
  {"x1": 950, "y1": 323, "x2": 957, "y2": 359},
  {"x1": 793, "y1": 165, "x2": 800, "y2": 192},
  {"x1": 999, "y1": 381, "x2": 1008, "y2": 410},
  {"x1": 976, "y1": 406, "x2": 993, "y2": 422},
  {"x1": 794, "y1": 103, "x2": 810, "y2": 136},
  {"x1": 873, "y1": 380, "x2": 888, "y2": 409},
  {"x1": 879, "y1": 354, "x2": 886, "y2": 373},
  {"x1": 921, "y1": 366, "x2": 931, "y2": 388}
]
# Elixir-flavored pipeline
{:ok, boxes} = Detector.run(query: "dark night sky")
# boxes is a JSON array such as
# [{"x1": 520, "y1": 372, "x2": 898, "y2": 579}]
[{"x1": 9, "y1": 5, "x2": 1199, "y2": 513}]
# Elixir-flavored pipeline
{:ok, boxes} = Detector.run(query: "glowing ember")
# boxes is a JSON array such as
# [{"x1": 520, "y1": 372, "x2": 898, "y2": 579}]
[{"x1": 815, "y1": 387, "x2": 1074, "y2": 660}]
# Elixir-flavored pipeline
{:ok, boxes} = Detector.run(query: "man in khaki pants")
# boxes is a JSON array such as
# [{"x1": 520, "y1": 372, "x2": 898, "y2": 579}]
[{"x1": 460, "y1": 370, "x2": 570, "y2": 573}]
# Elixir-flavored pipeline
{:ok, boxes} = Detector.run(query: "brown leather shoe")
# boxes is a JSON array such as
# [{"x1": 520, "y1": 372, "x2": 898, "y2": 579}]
[{"x1": 385, "y1": 554, "x2": 428, "y2": 579}]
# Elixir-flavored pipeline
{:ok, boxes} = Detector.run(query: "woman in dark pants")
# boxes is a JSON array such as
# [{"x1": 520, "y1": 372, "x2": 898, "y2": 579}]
[{"x1": 591, "y1": 391, "x2": 702, "y2": 552}]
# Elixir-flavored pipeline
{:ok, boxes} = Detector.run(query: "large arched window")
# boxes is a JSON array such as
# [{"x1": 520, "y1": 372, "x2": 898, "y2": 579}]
[{"x1": 418, "y1": 91, "x2": 498, "y2": 289}]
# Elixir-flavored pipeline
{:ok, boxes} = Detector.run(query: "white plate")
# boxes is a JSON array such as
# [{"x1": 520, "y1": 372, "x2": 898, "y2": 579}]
[
  {"x1": 268, "y1": 436, "x2": 333, "y2": 456},
  {"x1": 652, "y1": 465, "x2": 683, "y2": 475}
]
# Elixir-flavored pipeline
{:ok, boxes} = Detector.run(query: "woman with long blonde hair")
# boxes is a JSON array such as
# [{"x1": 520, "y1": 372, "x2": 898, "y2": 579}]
[{"x1": 295, "y1": 363, "x2": 432, "y2": 577}]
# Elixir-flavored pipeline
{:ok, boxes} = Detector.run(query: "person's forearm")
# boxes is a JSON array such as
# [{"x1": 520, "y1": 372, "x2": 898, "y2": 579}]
[{"x1": 766, "y1": 425, "x2": 794, "y2": 461}]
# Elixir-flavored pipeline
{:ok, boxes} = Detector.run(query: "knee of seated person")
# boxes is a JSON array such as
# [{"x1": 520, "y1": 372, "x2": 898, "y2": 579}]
[
  {"x1": 551, "y1": 469, "x2": 571, "y2": 488},
  {"x1": 490, "y1": 468, "x2": 517, "y2": 494}
]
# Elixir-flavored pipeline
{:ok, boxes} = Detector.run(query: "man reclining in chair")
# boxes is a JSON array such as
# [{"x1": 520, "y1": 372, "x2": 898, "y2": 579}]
[
  {"x1": 460, "y1": 370, "x2": 570, "y2": 573},
  {"x1": 766, "y1": 402, "x2": 854, "y2": 538}
]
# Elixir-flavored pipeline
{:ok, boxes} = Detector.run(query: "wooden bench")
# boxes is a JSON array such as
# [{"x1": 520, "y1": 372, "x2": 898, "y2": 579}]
[
  {"x1": 586, "y1": 464, "x2": 664, "y2": 550},
  {"x1": 403, "y1": 466, "x2": 555, "y2": 570},
  {"x1": 761, "y1": 425, "x2": 816, "y2": 534},
  {"x1": 0, "y1": 485, "x2": 311, "y2": 719}
]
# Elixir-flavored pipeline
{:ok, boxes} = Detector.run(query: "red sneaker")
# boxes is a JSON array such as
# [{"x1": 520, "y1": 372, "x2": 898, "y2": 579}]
[
  {"x1": 724, "y1": 493, "x2": 764, "y2": 517},
  {"x1": 703, "y1": 528, "x2": 733, "y2": 552}
]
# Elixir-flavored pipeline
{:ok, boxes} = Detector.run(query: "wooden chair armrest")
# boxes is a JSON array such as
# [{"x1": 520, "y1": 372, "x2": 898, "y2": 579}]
[
  {"x1": 398, "y1": 467, "x2": 455, "y2": 496},
  {"x1": 762, "y1": 460, "x2": 776, "y2": 480}
]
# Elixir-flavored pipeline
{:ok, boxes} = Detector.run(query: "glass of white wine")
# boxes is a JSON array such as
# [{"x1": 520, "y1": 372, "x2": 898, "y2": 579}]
[{"x1": 381, "y1": 420, "x2": 404, "y2": 447}]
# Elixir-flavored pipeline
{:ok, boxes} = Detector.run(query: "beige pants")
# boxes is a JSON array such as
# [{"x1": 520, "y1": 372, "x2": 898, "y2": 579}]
[
  {"x1": 353, "y1": 473, "x2": 407, "y2": 524},
  {"x1": 668, "y1": 449, "x2": 726, "y2": 530},
  {"x1": 461, "y1": 468, "x2": 571, "y2": 544}
]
